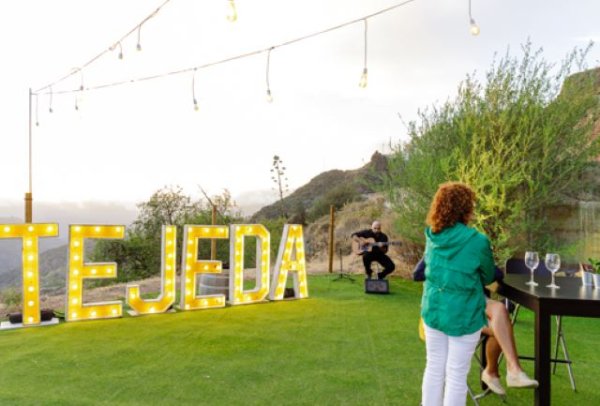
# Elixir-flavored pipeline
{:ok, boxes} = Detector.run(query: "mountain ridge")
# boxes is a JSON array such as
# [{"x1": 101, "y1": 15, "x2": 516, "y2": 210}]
[{"x1": 251, "y1": 151, "x2": 388, "y2": 221}]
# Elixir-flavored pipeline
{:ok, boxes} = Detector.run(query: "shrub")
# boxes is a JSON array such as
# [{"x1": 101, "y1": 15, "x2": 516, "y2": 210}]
[
  {"x1": 1, "y1": 287, "x2": 22, "y2": 312},
  {"x1": 384, "y1": 42, "x2": 600, "y2": 263}
]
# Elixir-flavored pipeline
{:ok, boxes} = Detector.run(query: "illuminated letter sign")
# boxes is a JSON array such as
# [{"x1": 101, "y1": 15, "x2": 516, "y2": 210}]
[
  {"x1": 0, "y1": 222, "x2": 310, "y2": 329},
  {"x1": 180, "y1": 225, "x2": 229, "y2": 310},
  {"x1": 229, "y1": 224, "x2": 270, "y2": 305},
  {"x1": 66, "y1": 225, "x2": 124, "y2": 321},
  {"x1": 0, "y1": 223, "x2": 58, "y2": 325},
  {"x1": 127, "y1": 225, "x2": 177, "y2": 315},
  {"x1": 269, "y1": 224, "x2": 308, "y2": 300}
]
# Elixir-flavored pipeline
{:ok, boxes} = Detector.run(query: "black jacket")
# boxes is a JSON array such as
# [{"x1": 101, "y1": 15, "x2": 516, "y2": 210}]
[{"x1": 351, "y1": 229, "x2": 389, "y2": 255}]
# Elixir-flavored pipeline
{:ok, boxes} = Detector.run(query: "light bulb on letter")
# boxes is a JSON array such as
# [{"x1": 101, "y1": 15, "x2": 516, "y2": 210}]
[{"x1": 266, "y1": 89, "x2": 273, "y2": 103}]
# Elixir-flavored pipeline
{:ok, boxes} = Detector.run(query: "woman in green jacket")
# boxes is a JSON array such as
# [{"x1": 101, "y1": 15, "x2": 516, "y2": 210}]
[{"x1": 420, "y1": 182, "x2": 496, "y2": 406}]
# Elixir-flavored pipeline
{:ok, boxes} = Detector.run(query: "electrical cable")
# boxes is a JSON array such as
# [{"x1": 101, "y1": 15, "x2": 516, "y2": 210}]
[
  {"x1": 34, "y1": 0, "x2": 172, "y2": 94},
  {"x1": 33, "y1": 0, "x2": 419, "y2": 97}
]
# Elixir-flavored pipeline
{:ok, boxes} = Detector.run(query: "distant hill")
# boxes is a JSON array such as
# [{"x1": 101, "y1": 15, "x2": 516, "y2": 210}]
[
  {"x1": 251, "y1": 151, "x2": 389, "y2": 221},
  {"x1": 0, "y1": 202, "x2": 137, "y2": 294},
  {"x1": 0, "y1": 242, "x2": 95, "y2": 295}
]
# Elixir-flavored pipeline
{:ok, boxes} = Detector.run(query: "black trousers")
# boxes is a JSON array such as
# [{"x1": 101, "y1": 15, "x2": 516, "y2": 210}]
[{"x1": 362, "y1": 252, "x2": 395, "y2": 279}]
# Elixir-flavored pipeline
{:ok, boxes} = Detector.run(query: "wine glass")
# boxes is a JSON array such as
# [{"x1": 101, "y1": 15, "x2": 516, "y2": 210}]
[
  {"x1": 545, "y1": 253, "x2": 561, "y2": 289},
  {"x1": 524, "y1": 251, "x2": 539, "y2": 287}
]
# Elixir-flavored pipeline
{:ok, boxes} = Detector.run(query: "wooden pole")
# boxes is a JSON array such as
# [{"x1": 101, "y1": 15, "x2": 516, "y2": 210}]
[
  {"x1": 328, "y1": 205, "x2": 335, "y2": 273},
  {"x1": 211, "y1": 205, "x2": 217, "y2": 260}
]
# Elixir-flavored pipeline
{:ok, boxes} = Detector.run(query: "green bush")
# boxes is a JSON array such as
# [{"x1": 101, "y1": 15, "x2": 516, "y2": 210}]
[
  {"x1": 307, "y1": 183, "x2": 362, "y2": 222},
  {"x1": 1, "y1": 287, "x2": 22, "y2": 312},
  {"x1": 90, "y1": 187, "x2": 297, "y2": 285},
  {"x1": 385, "y1": 42, "x2": 600, "y2": 263},
  {"x1": 91, "y1": 186, "x2": 245, "y2": 284}
]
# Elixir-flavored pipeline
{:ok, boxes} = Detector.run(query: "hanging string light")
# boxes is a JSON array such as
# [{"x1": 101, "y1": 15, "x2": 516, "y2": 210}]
[
  {"x1": 78, "y1": 68, "x2": 84, "y2": 91},
  {"x1": 34, "y1": 0, "x2": 171, "y2": 97},
  {"x1": 117, "y1": 41, "x2": 124, "y2": 59},
  {"x1": 265, "y1": 47, "x2": 274, "y2": 103},
  {"x1": 359, "y1": 19, "x2": 368, "y2": 88},
  {"x1": 136, "y1": 25, "x2": 143, "y2": 51},
  {"x1": 226, "y1": 0, "x2": 238, "y2": 22},
  {"x1": 75, "y1": 90, "x2": 85, "y2": 111},
  {"x1": 33, "y1": 0, "x2": 422, "y2": 105},
  {"x1": 74, "y1": 68, "x2": 84, "y2": 110},
  {"x1": 48, "y1": 87, "x2": 53, "y2": 113},
  {"x1": 35, "y1": 94, "x2": 40, "y2": 126},
  {"x1": 192, "y1": 68, "x2": 199, "y2": 111},
  {"x1": 109, "y1": 41, "x2": 124, "y2": 59},
  {"x1": 468, "y1": 0, "x2": 480, "y2": 36}
]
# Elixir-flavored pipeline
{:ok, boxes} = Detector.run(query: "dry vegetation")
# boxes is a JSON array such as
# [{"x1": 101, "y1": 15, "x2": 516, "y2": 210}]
[{"x1": 304, "y1": 193, "x2": 423, "y2": 278}]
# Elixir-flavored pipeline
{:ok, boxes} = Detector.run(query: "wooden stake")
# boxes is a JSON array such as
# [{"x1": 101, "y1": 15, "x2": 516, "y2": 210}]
[
  {"x1": 211, "y1": 205, "x2": 217, "y2": 260},
  {"x1": 328, "y1": 205, "x2": 335, "y2": 273}
]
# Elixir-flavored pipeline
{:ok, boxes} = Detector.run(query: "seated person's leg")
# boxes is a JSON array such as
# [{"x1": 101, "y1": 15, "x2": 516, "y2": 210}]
[
  {"x1": 481, "y1": 328, "x2": 501, "y2": 378},
  {"x1": 362, "y1": 254, "x2": 374, "y2": 279},
  {"x1": 376, "y1": 254, "x2": 395, "y2": 279},
  {"x1": 484, "y1": 300, "x2": 538, "y2": 390},
  {"x1": 486, "y1": 300, "x2": 521, "y2": 375},
  {"x1": 480, "y1": 328, "x2": 506, "y2": 395}
]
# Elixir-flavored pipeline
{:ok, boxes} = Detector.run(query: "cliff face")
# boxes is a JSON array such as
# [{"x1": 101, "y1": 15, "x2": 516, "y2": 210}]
[{"x1": 561, "y1": 66, "x2": 600, "y2": 159}]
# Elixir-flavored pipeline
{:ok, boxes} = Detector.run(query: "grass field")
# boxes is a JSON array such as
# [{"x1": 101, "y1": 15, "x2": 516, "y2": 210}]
[{"x1": 0, "y1": 275, "x2": 599, "y2": 405}]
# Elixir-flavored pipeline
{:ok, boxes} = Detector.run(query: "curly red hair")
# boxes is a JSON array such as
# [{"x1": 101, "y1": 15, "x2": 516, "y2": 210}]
[{"x1": 426, "y1": 182, "x2": 476, "y2": 233}]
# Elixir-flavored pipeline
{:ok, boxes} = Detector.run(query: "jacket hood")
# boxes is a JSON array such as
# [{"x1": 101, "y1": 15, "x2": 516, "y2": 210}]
[{"x1": 425, "y1": 223, "x2": 478, "y2": 260}]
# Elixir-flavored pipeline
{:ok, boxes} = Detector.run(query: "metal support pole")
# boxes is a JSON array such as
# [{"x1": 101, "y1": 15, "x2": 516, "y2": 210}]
[
  {"x1": 328, "y1": 205, "x2": 335, "y2": 273},
  {"x1": 25, "y1": 88, "x2": 33, "y2": 223}
]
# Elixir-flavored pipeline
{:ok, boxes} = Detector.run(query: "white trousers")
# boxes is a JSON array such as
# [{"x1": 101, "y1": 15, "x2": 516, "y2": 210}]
[{"x1": 421, "y1": 324, "x2": 481, "y2": 406}]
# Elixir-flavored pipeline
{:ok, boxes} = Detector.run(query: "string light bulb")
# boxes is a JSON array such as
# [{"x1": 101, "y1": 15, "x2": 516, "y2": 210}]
[
  {"x1": 136, "y1": 26, "x2": 143, "y2": 51},
  {"x1": 359, "y1": 68, "x2": 368, "y2": 88},
  {"x1": 192, "y1": 68, "x2": 199, "y2": 111},
  {"x1": 75, "y1": 92, "x2": 85, "y2": 111},
  {"x1": 226, "y1": 0, "x2": 238, "y2": 22},
  {"x1": 110, "y1": 41, "x2": 124, "y2": 59},
  {"x1": 265, "y1": 47, "x2": 274, "y2": 103},
  {"x1": 76, "y1": 68, "x2": 84, "y2": 91},
  {"x1": 48, "y1": 87, "x2": 53, "y2": 113},
  {"x1": 35, "y1": 94, "x2": 39, "y2": 126},
  {"x1": 75, "y1": 68, "x2": 84, "y2": 110},
  {"x1": 359, "y1": 19, "x2": 368, "y2": 88},
  {"x1": 469, "y1": 18, "x2": 480, "y2": 36},
  {"x1": 468, "y1": 0, "x2": 480, "y2": 36}
]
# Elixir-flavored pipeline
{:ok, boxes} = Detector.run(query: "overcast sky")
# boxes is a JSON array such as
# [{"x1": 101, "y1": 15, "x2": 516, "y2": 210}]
[{"x1": 1, "y1": 0, "x2": 599, "y2": 220}]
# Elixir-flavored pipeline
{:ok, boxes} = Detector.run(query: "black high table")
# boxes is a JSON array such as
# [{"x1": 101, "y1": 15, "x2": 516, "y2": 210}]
[{"x1": 498, "y1": 274, "x2": 600, "y2": 405}]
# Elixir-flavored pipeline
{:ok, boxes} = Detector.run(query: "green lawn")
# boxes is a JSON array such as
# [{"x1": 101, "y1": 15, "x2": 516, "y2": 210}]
[{"x1": 0, "y1": 275, "x2": 598, "y2": 405}]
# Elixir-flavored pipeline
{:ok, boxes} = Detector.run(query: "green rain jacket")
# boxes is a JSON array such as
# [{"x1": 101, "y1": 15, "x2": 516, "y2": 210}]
[{"x1": 421, "y1": 222, "x2": 496, "y2": 336}]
